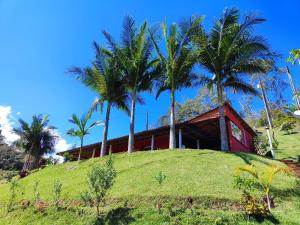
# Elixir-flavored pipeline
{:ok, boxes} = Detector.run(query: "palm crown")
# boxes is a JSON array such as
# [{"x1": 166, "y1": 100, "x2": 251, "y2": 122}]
[
  {"x1": 14, "y1": 115, "x2": 57, "y2": 171},
  {"x1": 194, "y1": 8, "x2": 275, "y2": 103}
]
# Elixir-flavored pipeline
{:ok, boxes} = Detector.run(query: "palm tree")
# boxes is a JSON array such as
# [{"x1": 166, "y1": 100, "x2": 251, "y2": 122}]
[
  {"x1": 67, "y1": 112, "x2": 101, "y2": 161},
  {"x1": 14, "y1": 115, "x2": 57, "y2": 172},
  {"x1": 69, "y1": 43, "x2": 130, "y2": 157},
  {"x1": 149, "y1": 17, "x2": 202, "y2": 149},
  {"x1": 102, "y1": 16, "x2": 161, "y2": 153},
  {"x1": 193, "y1": 8, "x2": 275, "y2": 151}
]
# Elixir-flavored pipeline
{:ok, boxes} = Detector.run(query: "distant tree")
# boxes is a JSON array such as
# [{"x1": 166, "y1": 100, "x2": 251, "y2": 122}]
[
  {"x1": 280, "y1": 121, "x2": 296, "y2": 135},
  {"x1": 69, "y1": 42, "x2": 130, "y2": 157},
  {"x1": 193, "y1": 8, "x2": 276, "y2": 151},
  {"x1": 67, "y1": 112, "x2": 100, "y2": 161},
  {"x1": 102, "y1": 16, "x2": 161, "y2": 153},
  {"x1": 14, "y1": 115, "x2": 57, "y2": 172},
  {"x1": 150, "y1": 17, "x2": 202, "y2": 149}
]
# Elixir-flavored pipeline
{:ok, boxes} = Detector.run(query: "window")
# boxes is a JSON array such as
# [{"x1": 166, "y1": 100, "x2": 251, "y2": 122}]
[{"x1": 230, "y1": 121, "x2": 244, "y2": 143}]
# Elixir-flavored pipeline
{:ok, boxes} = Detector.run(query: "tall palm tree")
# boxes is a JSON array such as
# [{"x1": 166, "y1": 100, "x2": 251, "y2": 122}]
[
  {"x1": 102, "y1": 16, "x2": 161, "y2": 153},
  {"x1": 14, "y1": 115, "x2": 57, "y2": 172},
  {"x1": 193, "y1": 8, "x2": 275, "y2": 151},
  {"x1": 149, "y1": 17, "x2": 202, "y2": 149},
  {"x1": 67, "y1": 112, "x2": 101, "y2": 161},
  {"x1": 69, "y1": 43, "x2": 130, "y2": 157}
]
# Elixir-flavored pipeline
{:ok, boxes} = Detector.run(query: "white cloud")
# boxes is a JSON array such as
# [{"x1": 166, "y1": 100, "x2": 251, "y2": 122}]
[
  {"x1": 0, "y1": 105, "x2": 19, "y2": 144},
  {"x1": 0, "y1": 105, "x2": 71, "y2": 153},
  {"x1": 52, "y1": 130, "x2": 72, "y2": 153}
]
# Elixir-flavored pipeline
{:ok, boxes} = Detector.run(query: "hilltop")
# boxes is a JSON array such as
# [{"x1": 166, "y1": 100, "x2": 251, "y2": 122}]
[{"x1": 0, "y1": 145, "x2": 299, "y2": 224}]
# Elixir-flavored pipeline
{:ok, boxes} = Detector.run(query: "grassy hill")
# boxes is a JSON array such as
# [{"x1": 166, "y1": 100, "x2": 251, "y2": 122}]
[{"x1": 0, "y1": 147, "x2": 299, "y2": 225}]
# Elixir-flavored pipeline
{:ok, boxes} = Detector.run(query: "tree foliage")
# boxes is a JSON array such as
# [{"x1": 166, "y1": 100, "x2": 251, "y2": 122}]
[{"x1": 13, "y1": 115, "x2": 57, "y2": 171}]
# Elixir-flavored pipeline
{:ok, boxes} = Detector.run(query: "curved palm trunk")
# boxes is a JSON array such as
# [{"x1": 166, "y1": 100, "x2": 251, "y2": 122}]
[
  {"x1": 128, "y1": 94, "x2": 136, "y2": 153},
  {"x1": 169, "y1": 90, "x2": 176, "y2": 149},
  {"x1": 217, "y1": 86, "x2": 229, "y2": 151},
  {"x1": 101, "y1": 102, "x2": 111, "y2": 157}
]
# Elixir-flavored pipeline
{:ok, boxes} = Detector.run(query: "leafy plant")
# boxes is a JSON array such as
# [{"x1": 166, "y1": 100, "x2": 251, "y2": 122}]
[
  {"x1": 53, "y1": 179, "x2": 62, "y2": 209},
  {"x1": 236, "y1": 164, "x2": 290, "y2": 210},
  {"x1": 80, "y1": 154, "x2": 116, "y2": 216},
  {"x1": 7, "y1": 178, "x2": 22, "y2": 212},
  {"x1": 33, "y1": 181, "x2": 40, "y2": 204},
  {"x1": 280, "y1": 121, "x2": 296, "y2": 135},
  {"x1": 155, "y1": 171, "x2": 166, "y2": 213}
]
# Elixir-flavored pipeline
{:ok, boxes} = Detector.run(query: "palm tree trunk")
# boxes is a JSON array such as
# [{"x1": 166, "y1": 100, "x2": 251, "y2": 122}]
[
  {"x1": 169, "y1": 90, "x2": 176, "y2": 149},
  {"x1": 128, "y1": 93, "x2": 136, "y2": 153},
  {"x1": 22, "y1": 154, "x2": 30, "y2": 172},
  {"x1": 217, "y1": 86, "x2": 229, "y2": 151},
  {"x1": 78, "y1": 138, "x2": 83, "y2": 161},
  {"x1": 101, "y1": 102, "x2": 111, "y2": 157}
]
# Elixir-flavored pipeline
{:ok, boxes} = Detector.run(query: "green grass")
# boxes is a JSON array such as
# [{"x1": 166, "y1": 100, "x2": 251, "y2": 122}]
[
  {"x1": 275, "y1": 126, "x2": 300, "y2": 160},
  {"x1": 0, "y1": 149, "x2": 299, "y2": 225}
]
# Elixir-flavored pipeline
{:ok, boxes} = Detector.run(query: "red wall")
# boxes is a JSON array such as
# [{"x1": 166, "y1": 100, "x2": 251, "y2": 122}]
[{"x1": 225, "y1": 107, "x2": 254, "y2": 152}]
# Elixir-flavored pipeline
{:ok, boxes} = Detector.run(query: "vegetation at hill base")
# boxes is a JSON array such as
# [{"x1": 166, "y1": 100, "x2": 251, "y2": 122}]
[{"x1": 0, "y1": 145, "x2": 299, "y2": 224}]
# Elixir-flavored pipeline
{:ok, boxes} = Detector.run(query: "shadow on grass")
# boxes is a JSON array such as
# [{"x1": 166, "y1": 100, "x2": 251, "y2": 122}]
[
  {"x1": 271, "y1": 181, "x2": 300, "y2": 199},
  {"x1": 282, "y1": 131, "x2": 298, "y2": 136},
  {"x1": 232, "y1": 152, "x2": 272, "y2": 166},
  {"x1": 253, "y1": 214, "x2": 280, "y2": 224},
  {"x1": 94, "y1": 207, "x2": 134, "y2": 225}
]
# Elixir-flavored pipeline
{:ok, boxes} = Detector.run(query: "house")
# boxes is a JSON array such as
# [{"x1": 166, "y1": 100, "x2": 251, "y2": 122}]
[{"x1": 58, "y1": 103, "x2": 256, "y2": 159}]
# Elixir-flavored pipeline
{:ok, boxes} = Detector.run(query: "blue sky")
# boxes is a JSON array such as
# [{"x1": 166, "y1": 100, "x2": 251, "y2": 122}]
[{"x1": 0, "y1": 0, "x2": 299, "y2": 151}]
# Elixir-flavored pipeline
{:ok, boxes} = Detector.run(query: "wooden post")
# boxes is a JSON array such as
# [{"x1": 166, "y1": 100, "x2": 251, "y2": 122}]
[
  {"x1": 151, "y1": 135, "x2": 155, "y2": 151},
  {"x1": 266, "y1": 127, "x2": 275, "y2": 159},
  {"x1": 197, "y1": 139, "x2": 200, "y2": 149},
  {"x1": 179, "y1": 129, "x2": 182, "y2": 149},
  {"x1": 92, "y1": 148, "x2": 95, "y2": 158},
  {"x1": 109, "y1": 145, "x2": 112, "y2": 154}
]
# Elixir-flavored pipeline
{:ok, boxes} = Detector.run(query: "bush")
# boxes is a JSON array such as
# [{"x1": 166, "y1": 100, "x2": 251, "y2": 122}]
[
  {"x1": 280, "y1": 121, "x2": 296, "y2": 134},
  {"x1": 240, "y1": 192, "x2": 269, "y2": 218},
  {"x1": 80, "y1": 154, "x2": 116, "y2": 216},
  {"x1": 155, "y1": 171, "x2": 166, "y2": 213},
  {"x1": 234, "y1": 164, "x2": 290, "y2": 211},
  {"x1": 53, "y1": 179, "x2": 62, "y2": 209},
  {"x1": 7, "y1": 178, "x2": 24, "y2": 212},
  {"x1": 33, "y1": 181, "x2": 40, "y2": 203},
  {"x1": 63, "y1": 152, "x2": 71, "y2": 162}
]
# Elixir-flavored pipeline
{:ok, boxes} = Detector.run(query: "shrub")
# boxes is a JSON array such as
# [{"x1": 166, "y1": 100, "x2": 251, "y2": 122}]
[
  {"x1": 63, "y1": 152, "x2": 71, "y2": 162},
  {"x1": 240, "y1": 192, "x2": 269, "y2": 218},
  {"x1": 155, "y1": 171, "x2": 166, "y2": 213},
  {"x1": 80, "y1": 154, "x2": 116, "y2": 216},
  {"x1": 235, "y1": 164, "x2": 290, "y2": 211},
  {"x1": 280, "y1": 121, "x2": 296, "y2": 135},
  {"x1": 253, "y1": 135, "x2": 269, "y2": 156},
  {"x1": 53, "y1": 179, "x2": 62, "y2": 209},
  {"x1": 7, "y1": 178, "x2": 23, "y2": 212},
  {"x1": 33, "y1": 181, "x2": 40, "y2": 204}
]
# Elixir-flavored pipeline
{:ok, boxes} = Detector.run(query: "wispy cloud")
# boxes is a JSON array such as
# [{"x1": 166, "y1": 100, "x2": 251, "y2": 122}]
[{"x1": 0, "y1": 105, "x2": 19, "y2": 144}]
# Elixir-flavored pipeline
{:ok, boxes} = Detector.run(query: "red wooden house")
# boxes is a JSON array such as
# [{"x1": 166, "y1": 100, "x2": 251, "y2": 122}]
[{"x1": 58, "y1": 103, "x2": 256, "y2": 159}]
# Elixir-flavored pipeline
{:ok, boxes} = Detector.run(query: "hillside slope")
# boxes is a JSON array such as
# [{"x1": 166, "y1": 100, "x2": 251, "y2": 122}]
[{"x1": 0, "y1": 149, "x2": 299, "y2": 225}]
